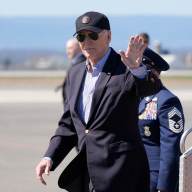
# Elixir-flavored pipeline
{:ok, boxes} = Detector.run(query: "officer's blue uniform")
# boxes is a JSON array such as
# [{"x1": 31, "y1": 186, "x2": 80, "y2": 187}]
[{"x1": 139, "y1": 48, "x2": 185, "y2": 192}]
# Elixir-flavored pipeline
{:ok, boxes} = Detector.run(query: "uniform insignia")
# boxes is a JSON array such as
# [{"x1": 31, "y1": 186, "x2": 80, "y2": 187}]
[
  {"x1": 144, "y1": 126, "x2": 151, "y2": 137},
  {"x1": 168, "y1": 107, "x2": 184, "y2": 133},
  {"x1": 82, "y1": 16, "x2": 91, "y2": 24},
  {"x1": 139, "y1": 99, "x2": 157, "y2": 120}
]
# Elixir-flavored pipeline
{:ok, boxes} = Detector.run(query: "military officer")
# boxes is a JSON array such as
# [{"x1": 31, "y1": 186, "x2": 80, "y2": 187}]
[{"x1": 139, "y1": 48, "x2": 185, "y2": 192}]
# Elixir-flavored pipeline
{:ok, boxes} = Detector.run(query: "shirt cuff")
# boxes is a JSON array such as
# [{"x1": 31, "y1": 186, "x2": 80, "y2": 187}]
[
  {"x1": 129, "y1": 64, "x2": 147, "y2": 79},
  {"x1": 43, "y1": 157, "x2": 53, "y2": 166}
]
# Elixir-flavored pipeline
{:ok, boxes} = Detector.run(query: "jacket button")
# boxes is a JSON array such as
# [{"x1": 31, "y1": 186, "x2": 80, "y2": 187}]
[{"x1": 85, "y1": 129, "x2": 89, "y2": 134}]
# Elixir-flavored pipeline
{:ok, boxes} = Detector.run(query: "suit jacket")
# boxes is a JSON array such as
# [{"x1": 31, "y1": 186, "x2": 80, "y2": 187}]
[
  {"x1": 139, "y1": 84, "x2": 185, "y2": 192},
  {"x1": 45, "y1": 48, "x2": 158, "y2": 192},
  {"x1": 71, "y1": 53, "x2": 86, "y2": 66}
]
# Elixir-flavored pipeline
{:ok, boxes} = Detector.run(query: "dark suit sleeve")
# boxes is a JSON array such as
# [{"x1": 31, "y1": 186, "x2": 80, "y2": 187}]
[
  {"x1": 133, "y1": 73, "x2": 162, "y2": 97},
  {"x1": 157, "y1": 97, "x2": 184, "y2": 191},
  {"x1": 44, "y1": 73, "x2": 78, "y2": 171},
  {"x1": 128, "y1": 63, "x2": 162, "y2": 97}
]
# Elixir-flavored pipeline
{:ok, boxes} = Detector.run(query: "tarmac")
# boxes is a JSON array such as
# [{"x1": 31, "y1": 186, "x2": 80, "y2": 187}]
[{"x1": 0, "y1": 76, "x2": 192, "y2": 192}]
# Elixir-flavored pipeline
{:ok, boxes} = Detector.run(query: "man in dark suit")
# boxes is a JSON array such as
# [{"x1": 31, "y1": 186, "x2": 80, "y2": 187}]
[{"x1": 36, "y1": 11, "x2": 158, "y2": 192}]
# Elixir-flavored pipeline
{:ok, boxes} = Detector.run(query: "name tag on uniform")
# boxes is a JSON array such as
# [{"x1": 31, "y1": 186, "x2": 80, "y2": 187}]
[{"x1": 139, "y1": 98, "x2": 157, "y2": 120}]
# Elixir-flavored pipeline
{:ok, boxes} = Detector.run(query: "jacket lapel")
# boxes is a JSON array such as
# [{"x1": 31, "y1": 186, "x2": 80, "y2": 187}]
[{"x1": 71, "y1": 63, "x2": 87, "y2": 122}]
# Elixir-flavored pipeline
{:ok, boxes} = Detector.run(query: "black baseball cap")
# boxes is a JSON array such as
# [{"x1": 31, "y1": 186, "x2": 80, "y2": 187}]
[
  {"x1": 74, "y1": 11, "x2": 110, "y2": 35},
  {"x1": 142, "y1": 48, "x2": 170, "y2": 72}
]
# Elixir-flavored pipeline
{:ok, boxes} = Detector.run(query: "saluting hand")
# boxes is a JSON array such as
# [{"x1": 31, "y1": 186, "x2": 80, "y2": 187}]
[
  {"x1": 35, "y1": 159, "x2": 52, "y2": 185},
  {"x1": 119, "y1": 35, "x2": 147, "y2": 69}
]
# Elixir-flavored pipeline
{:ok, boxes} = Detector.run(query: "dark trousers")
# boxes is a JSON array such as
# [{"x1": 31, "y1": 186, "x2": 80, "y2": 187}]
[
  {"x1": 60, "y1": 148, "x2": 95, "y2": 192},
  {"x1": 66, "y1": 162, "x2": 95, "y2": 192}
]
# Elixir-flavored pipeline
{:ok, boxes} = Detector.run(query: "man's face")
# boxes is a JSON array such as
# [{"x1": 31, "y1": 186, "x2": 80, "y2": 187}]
[
  {"x1": 76, "y1": 30, "x2": 111, "y2": 63},
  {"x1": 66, "y1": 41, "x2": 80, "y2": 60}
]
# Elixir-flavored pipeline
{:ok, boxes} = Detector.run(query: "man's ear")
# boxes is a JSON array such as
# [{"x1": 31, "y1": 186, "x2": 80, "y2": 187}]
[{"x1": 107, "y1": 31, "x2": 112, "y2": 43}]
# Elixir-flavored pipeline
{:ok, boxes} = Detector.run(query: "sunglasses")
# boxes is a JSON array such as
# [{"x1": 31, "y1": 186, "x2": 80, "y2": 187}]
[{"x1": 76, "y1": 32, "x2": 99, "y2": 42}]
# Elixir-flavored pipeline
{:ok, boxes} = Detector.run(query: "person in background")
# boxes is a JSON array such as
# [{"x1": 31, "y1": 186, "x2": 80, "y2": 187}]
[
  {"x1": 139, "y1": 32, "x2": 150, "y2": 46},
  {"x1": 139, "y1": 48, "x2": 185, "y2": 192},
  {"x1": 56, "y1": 38, "x2": 86, "y2": 102},
  {"x1": 65, "y1": 38, "x2": 86, "y2": 66},
  {"x1": 139, "y1": 32, "x2": 169, "y2": 54}
]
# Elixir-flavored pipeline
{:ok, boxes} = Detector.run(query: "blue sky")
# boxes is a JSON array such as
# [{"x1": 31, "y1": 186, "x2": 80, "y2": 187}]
[{"x1": 0, "y1": 0, "x2": 192, "y2": 16}]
